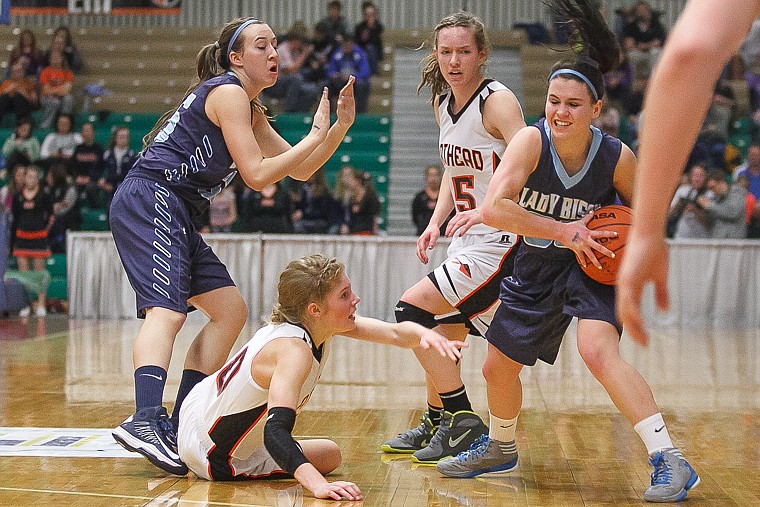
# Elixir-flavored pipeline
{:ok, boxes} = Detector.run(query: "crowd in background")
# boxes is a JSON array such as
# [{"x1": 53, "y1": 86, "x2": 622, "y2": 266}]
[{"x1": 6, "y1": 0, "x2": 760, "y2": 316}]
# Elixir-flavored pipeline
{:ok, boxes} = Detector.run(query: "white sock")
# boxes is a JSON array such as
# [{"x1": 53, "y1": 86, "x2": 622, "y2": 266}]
[
  {"x1": 488, "y1": 412, "x2": 518, "y2": 442},
  {"x1": 633, "y1": 412, "x2": 674, "y2": 455}
]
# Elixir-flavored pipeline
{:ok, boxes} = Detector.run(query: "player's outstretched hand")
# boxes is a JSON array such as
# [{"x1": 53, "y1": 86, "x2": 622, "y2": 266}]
[
  {"x1": 336, "y1": 75, "x2": 356, "y2": 127},
  {"x1": 313, "y1": 480, "x2": 363, "y2": 501},
  {"x1": 445, "y1": 208, "x2": 482, "y2": 238},
  {"x1": 417, "y1": 329, "x2": 468, "y2": 361},
  {"x1": 416, "y1": 225, "x2": 440, "y2": 265},
  {"x1": 616, "y1": 233, "x2": 670, "y2": 347},
  {"x1": 311, "y1": 87, "x2": 330, "y2": 139}
]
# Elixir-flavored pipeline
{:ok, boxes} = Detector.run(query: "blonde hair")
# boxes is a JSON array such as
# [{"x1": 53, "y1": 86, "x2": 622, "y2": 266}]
[
  {"x1": 418, "y1": 11, "x2": 489, "y2": 105},
  {"x1": 270, "y1": 255, "x2": 345, "y2": 324}
]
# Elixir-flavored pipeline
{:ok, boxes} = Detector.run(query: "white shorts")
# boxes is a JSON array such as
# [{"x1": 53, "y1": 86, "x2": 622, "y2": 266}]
[{"x1": 430, "y1": 230, "x2": 517, "y2": 336}]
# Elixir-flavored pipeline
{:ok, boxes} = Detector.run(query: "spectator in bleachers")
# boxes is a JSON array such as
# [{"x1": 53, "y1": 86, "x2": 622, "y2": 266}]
[
  {"x1": 44, "y1": 26, "x2": 84, "y2": 75},
  {"x1": 411, "y1": 164, "x2": 449, "y2": 236},
  {"x1": 0, "y1": 60, "x2": 39, "y2": 126},
  {"x1": 697, "y1": 169, "x2": 748, "y2": 239},
  {"x1": 622, "y1": 1, "x2": 666, "y2": 80},
  {"x1": 315, "y1": 0, "x2": 350, "y2": 48},
  {"x1": 248, "y1": 182, "x2": 294, "y2": 233},
  {"x1": 10, "y1": 164, "x2": 53, "y2": 317},
  {"x1": 1, "y1": 159, "x2": 28, "y2": 215},
  {"x1": 735, "y1": 143, "x2": 760, "y2": 199},
  {"x1": 592, "y1": 96, "x2": 621, "y2": 138},
  {"x1": 2, "y1": 116, "x2": 41, "y2": 164},
  {"x1": 8, "y1": 28, "x2": 45, "y2": 79},
  {"x1": 291, "y1": 168, "x2": 340, "y2": 234},
  {"x1": 71, "y1": 122, "x2": 104, "y2": 206},
  {"x1": 45, "y1": 161, "x2": 80, "y2": 253},
  {"x1": 737, "y1": 172, "x2": 760, "y2": 238},
  {"x1": 354, "y1": 1, "x2": 384, "y2": 76},
  {"x1": 603, "y1": 50, "x2": 633, "y2": 109},
  {"x1": 667, "y1": 162, "x2": 711, "y2": 239},
  {"x1": 38, "y1": 50, "x2": 74, "y2": 130},
  {"x1": 98, "y1": 126, "x2": 136, "y2": 209},
  {"x1": 40, "y1": 113, "x2": 81, "y2": 170},
  {"x1": 208, "y1": 185, "x2": 237, "y2": 233},
  {"x1": 261, "y1": 23, "x2": 321, "y2": 112},
  {"x1": 694, "y1": 81, "x2": 735, "y2": 169},
  {"x1": 326, "y1": 34, "x2": 371, "y2": 113},
  {"x1": 337, "y1": 165, "x2": 380, "y2": 235},
  {"x1": 740, "y1": 18, "x2": 760, "y2": 111},
  {"x1": 308, "y1": 24, "x2": 339, "y2": 85}
]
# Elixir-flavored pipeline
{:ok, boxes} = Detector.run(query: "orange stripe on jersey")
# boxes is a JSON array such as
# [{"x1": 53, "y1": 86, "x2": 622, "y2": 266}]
[
  {"x1": 16, "y1": 229, "x2": 48, "y2": 240},
  {"x1": 456, "y1": 236, "x2": 521, "y2": 309}
]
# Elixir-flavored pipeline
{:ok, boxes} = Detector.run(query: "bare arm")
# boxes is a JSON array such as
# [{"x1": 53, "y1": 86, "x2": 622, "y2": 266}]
[
  {"x1": 207, "y1": 84, "x2": 329, "y2": 191},
  {"x1": 342, "y1": 316, "x2": 466, "y2": 361},
  {"x1": 264, "y1": 340, "x2": 362, "y2": 501},
  {"x1": 617, "y1": 0, "x2": 760, "y2": 346},
  {"x1": 445, "y1": 88, "x2": 527, "y2": 238},
  {"x1": 481, "y1": 127, "x2": 616, "y2": 268}
]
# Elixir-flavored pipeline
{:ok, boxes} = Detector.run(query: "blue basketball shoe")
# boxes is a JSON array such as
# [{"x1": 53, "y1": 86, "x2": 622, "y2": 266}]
[{"x1": 644, "y1": 448, "x2": 700, "y2": 502}]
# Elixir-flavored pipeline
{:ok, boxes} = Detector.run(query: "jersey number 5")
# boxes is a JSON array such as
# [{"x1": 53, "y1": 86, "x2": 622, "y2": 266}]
[{"x1": 452, "y1": 175, "x2": 476, "y2": 212}]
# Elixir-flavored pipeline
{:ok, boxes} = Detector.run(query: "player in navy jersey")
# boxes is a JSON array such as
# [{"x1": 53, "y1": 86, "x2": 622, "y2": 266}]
[
  {"x1": 177, "y1": 254, "x2": 465, "y2": 500},
  {"x1": 380, "y1": 11, "x2": 525, "y2": 464},
  {"x1": 437, "y1": 1, "x2": 699, "y2": 503},
  {"x1": 109, "y1": 17, "x2": 355, "y2": 476},
  {"x1": 617, "y1": 0, "x2": 760, "y2": 346}
]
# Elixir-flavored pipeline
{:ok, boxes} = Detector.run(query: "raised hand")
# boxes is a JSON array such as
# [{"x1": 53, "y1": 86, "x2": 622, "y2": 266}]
[
  {"x1": 336, "y1": 75, "x2": 356, "y2": 127},
  {"x1": 311, "y1": 87, "x2": 330, "y2": 138}
]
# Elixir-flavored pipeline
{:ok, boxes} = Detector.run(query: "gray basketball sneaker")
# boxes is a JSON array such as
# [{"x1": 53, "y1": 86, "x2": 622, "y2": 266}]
[
  {"x1": 380, "y1": 411, "x2": 438, "y2": 453},
  {"x1": 643, "y1": 448, "x2": 700, "y2": 502},
  {"x1": 437, "y1": 434, "x2": 518, "y2": 478},
  {"x1": 411, "y1": 410, "x2": 488, "y2": 464}
]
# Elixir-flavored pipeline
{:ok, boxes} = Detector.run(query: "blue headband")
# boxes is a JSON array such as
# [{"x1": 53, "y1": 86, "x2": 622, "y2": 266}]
[
  {"x1": 549, "y1": 69, "x2": 599, "y2": 102},
  {"x1": 227, "y1": 18, "x2": 259, "y2": 61}
]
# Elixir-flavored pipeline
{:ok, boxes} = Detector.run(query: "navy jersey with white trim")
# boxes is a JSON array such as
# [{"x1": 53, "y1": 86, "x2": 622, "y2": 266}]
[
  {"x1": 135, "y1": 72, "x2": 240, "y2": 214},
  {"x1": 519, "y1": 118, "x2": 622, "y2": 252}
]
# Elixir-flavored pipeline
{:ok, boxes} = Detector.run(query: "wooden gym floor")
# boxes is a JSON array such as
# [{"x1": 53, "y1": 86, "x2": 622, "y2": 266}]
[{"x1": 1, "y1": 314, "x2": 759, "y2": 506}]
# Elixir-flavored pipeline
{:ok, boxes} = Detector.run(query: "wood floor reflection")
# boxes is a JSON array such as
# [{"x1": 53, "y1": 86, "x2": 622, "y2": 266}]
[{"x1": 1, "y1": 314, "x2": 759, "y2": 506}]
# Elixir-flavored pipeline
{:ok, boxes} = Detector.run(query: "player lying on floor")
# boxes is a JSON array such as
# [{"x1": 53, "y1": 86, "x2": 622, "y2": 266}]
[{"x1": 175, "y1": 254, "x2": 466, "y2": 501}]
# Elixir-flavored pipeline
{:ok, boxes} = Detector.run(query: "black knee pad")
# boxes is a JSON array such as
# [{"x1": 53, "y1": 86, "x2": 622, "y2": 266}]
[{"x1": 395, "y1": 300, "x2": 438, "y2": 329}]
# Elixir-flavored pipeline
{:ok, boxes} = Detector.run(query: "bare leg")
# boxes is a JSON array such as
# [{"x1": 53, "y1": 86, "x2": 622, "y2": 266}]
[
  {"x1": 133, "y1": 307, "x2": 187, "y2": 370},
  {"x1": 186, "y1": 286, "x2": 247, "y2": 374},
  {"x1": 482, "y1": 343, "x2": 524, "y2": 419},
  {"x1": 32, "y1": 257, "x2": 47, "y2": 311},
  {"x1": 576, "y1": 319, "x2": 659, "y2": 424},
  {"x1": 400, "y1": 277, "x2": 468, "y2": 404}
]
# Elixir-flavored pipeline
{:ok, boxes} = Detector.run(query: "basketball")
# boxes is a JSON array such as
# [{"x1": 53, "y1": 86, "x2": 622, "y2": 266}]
[{"x1": 579, "y1": 205, "x2": 632, "y2": 285}]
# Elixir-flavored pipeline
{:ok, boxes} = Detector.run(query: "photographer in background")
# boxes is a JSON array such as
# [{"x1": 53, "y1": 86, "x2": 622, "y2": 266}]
[
  {"x1": 667, "y1": 162, "x2": 711, "y2": 238},
  {"x1": 697, "y1": 169, "x2": 748, "y2": 239}
]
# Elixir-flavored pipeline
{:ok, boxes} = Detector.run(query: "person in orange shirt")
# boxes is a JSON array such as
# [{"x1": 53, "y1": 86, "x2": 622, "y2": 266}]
[
  {"x1": 38, "y1": 50, "x2": 73, "y2": 129},
  {"x1": 0, "y1": 60, "x2": 39, "y2": 124}
]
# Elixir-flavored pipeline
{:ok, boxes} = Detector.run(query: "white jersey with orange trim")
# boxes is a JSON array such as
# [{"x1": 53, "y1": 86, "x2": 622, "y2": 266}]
[
  {"x1": 438, "y1": 78, "x2": 511, "y2": 235},
  {"x1": 178, "y1": 322, "x2": 329, "y2": 480}
]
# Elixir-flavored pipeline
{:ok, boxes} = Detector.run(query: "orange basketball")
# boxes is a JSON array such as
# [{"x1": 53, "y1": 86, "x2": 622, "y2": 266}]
[{"x1": 579, "y1": 205, "x2": 632, "y2": 285}]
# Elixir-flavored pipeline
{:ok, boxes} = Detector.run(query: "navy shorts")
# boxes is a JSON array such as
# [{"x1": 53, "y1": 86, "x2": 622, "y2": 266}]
[
  {"x1": 486, "y1": 244, "x2": 621, "y2": 366},
  {"x1": 110, "y1": 177, "x2": 235, "y2": 318}
]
